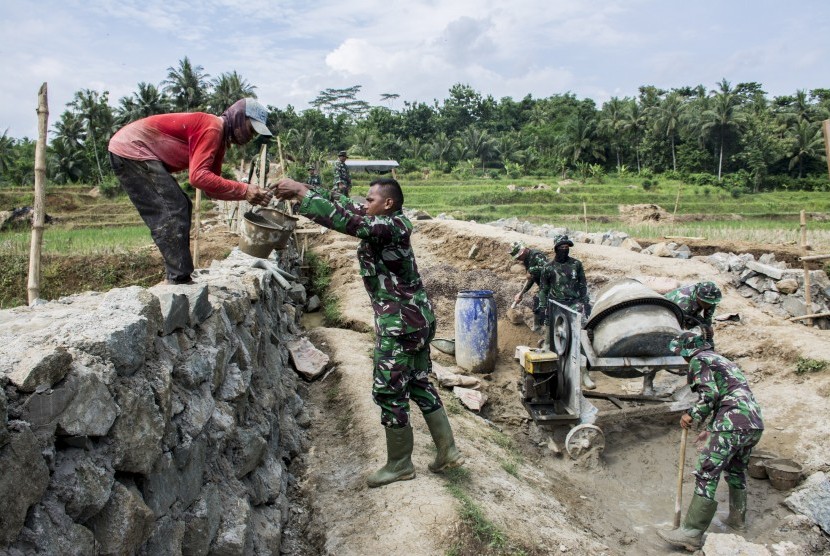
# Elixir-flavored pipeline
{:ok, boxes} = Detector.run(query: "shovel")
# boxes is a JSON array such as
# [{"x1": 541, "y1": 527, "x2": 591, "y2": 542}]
[{"x1": 674, "y1": 427, "x2": 689, "y2": 528}]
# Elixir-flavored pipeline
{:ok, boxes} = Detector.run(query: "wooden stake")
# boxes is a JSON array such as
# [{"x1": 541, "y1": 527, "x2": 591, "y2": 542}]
[
  {"x1": 801, "y1": 210, "x2": 813, "y2": 326},
  {"x1": 583, "y1": 200, "x2": 588, "y2": 233},
  {"x1": 193, "y1": 189, "x2": 201, "y2": 267},
  {"x1": 674, "y1": 427, "x2": 689, "y2": 528},
  {"x1": 673, "y1": 186, "x2": 681, "y2": 217},
  {"x1": 822, "y1": 119, "x2": 830, "y2": 180},
  {"x1": 800, "y1": 210, "x2": 808, "y2": 250},
  {"x1": 27, "y1": 83, "x2": 48, "y2": 305},
  {"x1": 788, "y1": 312, "x2": 830, "y2": 322}
]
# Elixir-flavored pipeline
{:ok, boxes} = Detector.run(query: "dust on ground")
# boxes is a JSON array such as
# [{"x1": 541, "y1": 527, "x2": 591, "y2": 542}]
[{"x1": 286, "y1": 216, "x2": 830, "y2": 556}]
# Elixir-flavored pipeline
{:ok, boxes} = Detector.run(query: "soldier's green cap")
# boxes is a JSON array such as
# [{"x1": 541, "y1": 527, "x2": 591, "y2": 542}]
[
  {"x1": 338, "y1": 150, "x2": 348, "y2": 157},
  {"x1": 510, "y1": 241, "x2": 526, "y2": 259},
  {"x1": 669, "y1": 331, "x2": 712, "y2": 357},
  {"x1": 696, "y1": 281, "x2": 722, "y2": 305},
  {"x1": 554, "y1": 234, "x2": 574, "y2": 248}
]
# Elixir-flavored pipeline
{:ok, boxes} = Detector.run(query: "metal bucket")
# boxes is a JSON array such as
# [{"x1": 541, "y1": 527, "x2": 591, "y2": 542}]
[
  {"x1": 239, "y1": 211, "x2": 286, "y2": 258},
  {"x1": 587, "y1": 278, "x2": 683, "y2": 358},
  {"x1": 256, "y1": 209, "x2": 298, "y2": 249}
]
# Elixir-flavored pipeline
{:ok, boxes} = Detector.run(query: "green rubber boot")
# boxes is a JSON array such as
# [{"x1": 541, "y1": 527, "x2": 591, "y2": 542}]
[
  {"x1": 724, "y1": 485, "x2": 747, "y2": 531},
  {"x1": 424, "y1": 408, "x2": 464, "y2": 473},
  {"x1": 657, "y1": 494, "x2": 718, "y2": 552},
  {"x1": 366, "y1": 426, "x2": 416, "y2": 488}
]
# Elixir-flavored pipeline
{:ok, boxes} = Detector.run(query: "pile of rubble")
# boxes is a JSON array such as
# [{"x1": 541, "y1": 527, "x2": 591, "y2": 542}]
[{"x1": 707, "y1": 251, "x2": 830, "y2": 328}]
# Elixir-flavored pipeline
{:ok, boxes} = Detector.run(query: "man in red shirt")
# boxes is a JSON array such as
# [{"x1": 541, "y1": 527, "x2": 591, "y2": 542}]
[{"x1": 108, "y1": 98, "x2": 274, "y2": 284}]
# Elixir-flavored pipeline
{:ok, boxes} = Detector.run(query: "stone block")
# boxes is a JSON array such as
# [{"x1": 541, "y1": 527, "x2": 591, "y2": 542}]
[
  {"x1": 306, "y1": 294, "x2": 321, "y2": 312},
  {"x1": 763, "y1": 291, "x2": 781, "y2": 304},
  {"x1": 0, "y1": 424, "x2": 50, "y2": 545},
  {"x1": 251, "y1": 505, "x2": 283, "y2": 555},
  {"x1": 176, "y1": 383, "x2": 215, "y2": 442},
  {"x1": 51, "y1": 448, "x2": 114, "y2": 523},
  {"x1": 184, "y1": 284, "x2": 212, "y2": 327},
  {"x1": 57, "y1": 312, "x2": 152, "y2": 376},
  {"x1": 55, "y1": 371, "x2": 118, "y2": 437},
  {"x1": 6, "y1": 345, "x2": 72, "y2": 392},
  {"x1": 173, "y1": 437, "x2": 207, "y2": 509},
  {"x1": 702, "y1": 533, "x2": 771, "y2": 555},
  {"x1": 745, "y1": 260, "x2": 784, "y2": 280},
  {"x1": 287, "y1": 337, "x2": 330, "y2": 380},
  {"x1": 182, "y1": 484, "x2": 221, "y2": 556},
  {"x1": 140, "y1": 515, "x2": 185, "y2": 556},
  {"x1": 9, "y1": 499, "x2": 96, "y2": 555},
  {"x1": 776, "y1": 278, "x2": 799, "y2": 295},
  {"x1": 0, "y1": 388, "x2": 7, "y2": 448},
  {"x1": 218, "y1": 363, "x2": 251, "y2": 402},
  {"x1": 86, "y1": 481, "x2": 154, "y2": 556},
  {"x1": 175, "y1": 346, "x2": 219, "y2": 389},
  {"x1": 782, "y1": 296, "x2": 808, "y2": 318},
  {"x1": 210, "y1": 495, "x2": 252, "y2": 556},
  {"x1": 620, "y1": 238, "x2": 642, "y2": 252},
  {"x1": 246, "y1": 455, "x2": 284, "y2": 506},
  {"x1": 110, "y1": 382, "x2": 165, "y2": 474},
  {"x1": 786, "y1": 471, "x2": 830, "y2": 534},
  {"x1": 706, "y1": 252, "x2": 730, "y2": 272},
  {"x1": 287, "y1": 282, "x2": 307, "y2": 305},
  {"x1": 143, "y1": 452, "x2": 178, "y2": 516},
  {"x1": 153, "y1": 289, "x2": 190, "y2": 335},
  {"x1": 231, "y1": 428, "x2": 267, "y2": 479}
]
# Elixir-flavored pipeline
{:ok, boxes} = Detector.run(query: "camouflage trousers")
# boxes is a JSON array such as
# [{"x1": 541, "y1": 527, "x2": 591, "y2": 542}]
[
  {"x1": 531, "y1": 294, "x2": 544, "y2": 326},
  {"x1": 694, "y1": 429, "x2": 763, "y2": 499},
  {"x1": 334, "y1": 182, "x2": 352, "y2": 197},
  {"x1": 372, "y1": 322, "x2": 443, "y2": 428}
]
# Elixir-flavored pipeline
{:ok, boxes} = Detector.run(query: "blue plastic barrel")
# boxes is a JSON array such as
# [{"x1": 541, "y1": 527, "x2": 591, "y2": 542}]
[{"x1": 454, "y1": 290, "x2": 498, "y2": 373}]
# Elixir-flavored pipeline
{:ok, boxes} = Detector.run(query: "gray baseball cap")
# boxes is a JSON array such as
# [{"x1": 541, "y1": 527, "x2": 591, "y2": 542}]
[{"x1": 244, "y1": 98, "x2": 272, "y2": 136}]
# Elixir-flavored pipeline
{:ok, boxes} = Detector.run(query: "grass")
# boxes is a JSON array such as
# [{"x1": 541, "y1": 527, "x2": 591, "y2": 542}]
[
  {"x1": 795, "y1": 357, "x2": 828, "y2": 375},
  {"x1": 305, "y1": 250, "x2": 346, "y2": 327},
  {"x1": 0, "y1": 225, "x2": 154, "y2": 256}
]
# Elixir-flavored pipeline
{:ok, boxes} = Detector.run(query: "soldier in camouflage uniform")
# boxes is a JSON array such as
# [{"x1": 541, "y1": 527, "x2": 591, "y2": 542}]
[
  {"x1": 333, "y1": 150, "x2": 352, "y2": 196},
  {"x1": 274, "y1": 176, "x2": 463, "y2": 487},
  {"x1": 658, "y1": 332, "x2": 764, "y2": 552},
  {"x1": 510, "y1": 241, "x2": 548, "y2": 332},
  {"x1": 305, "y1": 165, "x2": 321, "y2": 188},
  {"x1": 539, "y1": 235, "x2": 594, "y2": 388},
  {"x1": 665, "y1": 281, "x2": 722, "y2": 349}
]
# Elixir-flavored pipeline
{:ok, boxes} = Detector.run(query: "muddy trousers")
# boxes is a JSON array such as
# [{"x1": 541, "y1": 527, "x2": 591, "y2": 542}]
[
  {"x1": 694, "y1": 429, "x2": 763, "y2": 499},
  {"x1": 372, "y1": 322, "x2": 443, "y2": 428},
  {"x1": 109, "y1": 153, "x2": 194, "y2": 283}
]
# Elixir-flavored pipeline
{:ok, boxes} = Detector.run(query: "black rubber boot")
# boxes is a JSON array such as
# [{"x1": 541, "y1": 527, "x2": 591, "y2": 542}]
[
  {"x1": 366, "y1": 426, "x2": 416, "y2": 488},
  {"x1": 424, "y1": 407, "x2": 464, "y2": 472},
  {"x1": 657, "y1": 494, "x2": 718, "y2": 551},
  {"x1": 724, "y1": 485, "x2": 747, "y2": 531}
]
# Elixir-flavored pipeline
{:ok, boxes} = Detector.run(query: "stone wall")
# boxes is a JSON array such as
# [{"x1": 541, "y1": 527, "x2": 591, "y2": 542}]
[{"x1": 0, "y1": 249, "x2": 309, "y2": 555}]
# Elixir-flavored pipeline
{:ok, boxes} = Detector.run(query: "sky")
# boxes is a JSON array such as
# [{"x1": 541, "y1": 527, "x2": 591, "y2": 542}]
[{"x1": 1, "y1": 0, "x2": 829, "y2": 139}]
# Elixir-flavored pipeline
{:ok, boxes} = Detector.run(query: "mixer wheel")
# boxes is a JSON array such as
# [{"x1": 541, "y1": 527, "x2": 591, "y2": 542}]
[
  {"x1": 564, "y1": 424, "x2": 605, "y2": 460},
  {"x1": 552, "y1": 312, "x2": 571, "y2": 357}
]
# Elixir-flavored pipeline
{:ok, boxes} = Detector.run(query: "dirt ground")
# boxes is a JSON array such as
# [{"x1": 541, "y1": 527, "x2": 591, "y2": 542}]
[{"x1": 278, "y1": 215, "x2": 830, "y2": 556}]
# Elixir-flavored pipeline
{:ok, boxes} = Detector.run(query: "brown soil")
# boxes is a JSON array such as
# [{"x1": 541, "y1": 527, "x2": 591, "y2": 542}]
[{"x1": 287, "y1": 217, "x2": 830, "y2": 556}]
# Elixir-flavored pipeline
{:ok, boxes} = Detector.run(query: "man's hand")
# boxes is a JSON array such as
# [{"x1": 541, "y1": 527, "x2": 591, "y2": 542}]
[
  {"x1": 680, "y1": 413, "x2": 694, "y2": 429},
  {"x1": 245, "y1": 184, "x2": 274, "y2": 207},
  {"x1": 274, "y1": 178, "x2": 310, "y2": 201},
  {"x1": 514, "y1": 293, "x2": 523, "y2": 304}
]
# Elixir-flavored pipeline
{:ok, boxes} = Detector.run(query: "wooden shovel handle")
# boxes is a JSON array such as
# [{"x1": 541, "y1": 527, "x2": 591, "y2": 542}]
[{"x1": 674, "y1": 427, "x2": 689, "y2": 528}]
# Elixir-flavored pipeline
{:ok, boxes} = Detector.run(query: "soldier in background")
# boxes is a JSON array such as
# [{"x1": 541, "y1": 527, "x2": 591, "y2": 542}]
[
  {"x1": 306, "y1": 164, "x2": 321, "y2": 188},
  {"x1": 658, "y1": 332, "x2": 764, "y2": 551},
  {"x1": 665, "y1": 281, "x2": 722, "y2": 349},
  {"x1": 333, "y1": 150, "x2": 352, "y2": 196},
  {"x1": 274, "y1": 176, "x2": 463, "y2": 487},
  {"x1": 510, "y1": 241, "x2": 549, "y2": 333},
  {"x1": 540, "y1": 234, "x2": 593, "y2": 388}
]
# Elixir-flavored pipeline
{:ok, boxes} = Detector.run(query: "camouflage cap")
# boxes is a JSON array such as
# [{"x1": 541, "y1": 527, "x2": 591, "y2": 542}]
[
  {"x1": 669, "y1": 331, "x2": 712, "y2": 357},
  {"x1": 554, "y1": 234, "x2": 574, "y2": 248},
  {"x1": 510, "y1": 241, "x2": 526, "y2": 259},
  {"x1": 696, "y1": 281, "x2": 722, "y2": 305}
]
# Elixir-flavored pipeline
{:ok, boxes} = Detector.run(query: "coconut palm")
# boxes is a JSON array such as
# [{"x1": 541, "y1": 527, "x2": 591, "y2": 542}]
[
  {"x1": 563, "y1": 113, "x2": 602, "y2": 165},
  {"x1": 622, "y1": 100, "x2": 646, "y2": 173},
  {"x1": 209, "y1": 71, "x2": 257, "y2": 114},
  {"x1": 49, "y1": 137, "x2": 86, "y2": 184},
  {"x1": 787, "y1": 120, "x2": 824, "y2": 178},
  {"x1": 701, "y1": 79, "x2": 745, "y2": 180},
  {"x1": 0, "y1": 129, "x2": 14, "y2": 176},
  {"x1": 163, "y1": 57, "x2": 210, "y2": 112},
  {"x1": 599, "y1": 97, "x2": 626, "y2": 171},
  {"x1": 69, "y1": 89, "x2": 113, "y2": 184},
  {"x1": 429, "y1": 131, "x2": 459, "y2": 168},
  {"x1": 650, "y1": 92, "x2": 686, "y2": 172}
]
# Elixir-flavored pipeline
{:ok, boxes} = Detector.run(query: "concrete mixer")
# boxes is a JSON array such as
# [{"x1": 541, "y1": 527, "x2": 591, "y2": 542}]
[{"x1": 516, "y1": 279, "x2": 695, "y2": 459}]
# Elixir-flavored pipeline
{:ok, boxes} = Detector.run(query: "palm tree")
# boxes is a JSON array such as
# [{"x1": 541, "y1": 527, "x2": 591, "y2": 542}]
[
  {"x1": 0, "y1": 129, "x2": 14, "y2": 176},
  {"x1": 116, "y1": 82, "x2": 171, "y2": 125},
  {"x1": 209, "y1": 71, "x2": 256, "y2": 114},
  {"x1": 650, "y1": 92, "x2": 686, "y2": 172},
  {"x1": 458, "y1": 127, "x2": 497, "y2": 169},
  {"x1": 429, "y1": 132, "x2": 458, "y2": 169},
  {"x1": 563, "y1": 113, "x2": 601, "y2": 165},
  {"x1": 622, "y1": 101, "x2": 646, "y2": 173},
  {"x1": 49, "y1": 137, "x2": 86, "y2": 184},
  {"x1": 787, "y1": 120, "x2": 824, "y2": 178},
  {"x1": 52, "y1": 111, "x2": 86, "y2": 150},
  {"x1": 163, "y1": 57, "x2": 210, "y2": 112},
  {"x1": 701, "y1": 79, "x2": 745, "y2": 180},
  {"x1": 599, "y1": 97, "x2": 626, "y2": 171},
  {"x1": 69, "y1": 89, "x2": 113, "y2": 184}
]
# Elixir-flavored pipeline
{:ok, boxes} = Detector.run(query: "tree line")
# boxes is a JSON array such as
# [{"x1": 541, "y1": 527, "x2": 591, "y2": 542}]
[{"x1": 1, "y1": 56, "x2": 829, "y2": 193}]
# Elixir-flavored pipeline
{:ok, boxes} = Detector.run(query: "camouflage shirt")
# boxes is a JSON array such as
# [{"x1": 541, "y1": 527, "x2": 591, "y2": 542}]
[
  {"x1": 539, "y1": 256, "x2": 589, "y2": 306},
  {"x1": 523, "y1": 249, "x2": 548, "y2": 286},
  {"x1": 299, "y1": 188, "x2": 435, "y2": 337},
  {"x1": 306, "y1": 174, "x2": 322, "y2": 187},
  {"x1": 333, "y1": 160, "x2": 352, "y2": 191},
  {"x1": 665, "y1": 284, "x2": 715, "y2": 339},
  {"x1": 686, "y1": 349, "x2": 764, "y2": 432}
]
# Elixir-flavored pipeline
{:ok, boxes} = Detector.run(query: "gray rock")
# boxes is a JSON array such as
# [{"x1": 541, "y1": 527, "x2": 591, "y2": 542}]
[
  {"x1": 0, "y1": 424, "x2": 50, "y2": 545},
  {"x1": 173, "y1": 437, "x2": 207, "y2": 509},
  {"x1": 701, "y1": 533, "x2": 771, "y2": 555},
  {"x1": 218, "y1": 363, "x2": 251, "y2": 402},
  {"x1": 140, "y1": 515, "x2": 185, "y2": 556},
  {"x1": 306, "y1": 294, "x2": 321, "y2": 312},
  {"x1": 785, "y1": 471, "x2": 830, "y2": 534},
  {"x1": 86, "y1": 481, "x2": 154, "y2": 556},
  {"x1": 287, "y1": 282, "x2": 307, "y2": 305},
  {"x1": 175, "y1": 345, "x2": 219, "y2": 389},
  {"x1": 110, "y1": 382, "x2": 164, "y2": 474},
  {"x1": 0, "y1": 388, "x2": 7, "y2": 448},
  {"x1": 210, "y1": 495, "x2": 252, "y2": 556},
  {"x1": 763, "y1": 291, "x2": 781, "y2": 304},
  {"x1": 182, "y1": 484, "x2": 221, "y2": 556},
  {"x1": 55, "y1": 370, "x2": 118, "y2": 437},
  {"x1": 6, "y1": 345, "x2": 72, "y2": 392},
  {"x1": 246, "y1": 455, "x2": 284, "y2": 506},
  {"x1": 184, "y1": 284, "x2": 212, "y2": 327},
  {"x1": 287, "y1": 337, "x2": 330, "y2": 380},
  {"x1": 251, "y1": 505, "x2": 283, "y2": 555},
  {"x1": 143, "y1": 452, "x2": 178, "y2": 516},
  {"x1": 51, "y1": 448, "x2": 114, "y2": 522},
  {"x1": 782, "y1": 296, "x2": 808, "y2": 318},
  {"x1": 100, "y1": 286, "x2": 163, "y2": 337},
  {"x1": 231, "y1": 428, "x2": 267, "y2": 479},
  {"x1": 706, "y1": 253, "x2": 730, "y2": 273},
  {"x1": 57, "y1": 312, "x2": 152, "y2": 376},
  {"x1": 175, "y1": 383, "x2": 215, "y2": 442},
  {"x1": 727, "y1": 253, "x2": 747, "y2": 272},
  {"x1": 745, "y1": 260, "x2": 784, "y2": 280},
  {"x1": 9, "y1": 499, "x2": 96, "y2": 555},
  {"x1": 620, "y1": 238, "x2": 642, "y2": 252},
  {"x1": 776, "y1": 278, "x2": 799, "y2": 294},
  {"x1": 153, "y1": 289, "x2": 190, "y2": 335}
]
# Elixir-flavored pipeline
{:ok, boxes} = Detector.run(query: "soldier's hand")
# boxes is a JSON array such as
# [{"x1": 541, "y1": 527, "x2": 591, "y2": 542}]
[
  {"x1": 680, "y1": 413, "x2": 693, "y2": 429},
  {"x1": 695, "y1": 431, "x2": 709, "y2": 447},
  {"x1": 514, "y1": 293, "x2": 523, "y2": 304},
  {"x1": 274, "y1": 178, "x2": 310, "y2": 201},
  {"x1": 245, "y1": 184, "x2": 274, "y2": 207}
]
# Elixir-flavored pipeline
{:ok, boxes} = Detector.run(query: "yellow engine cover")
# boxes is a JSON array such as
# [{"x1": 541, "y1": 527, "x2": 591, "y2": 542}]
[{"x1": 523, "y1": 349, "x2": 558, "y2": 375}]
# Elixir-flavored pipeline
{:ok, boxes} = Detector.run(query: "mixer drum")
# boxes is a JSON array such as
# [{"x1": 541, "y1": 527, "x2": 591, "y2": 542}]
[{"x1": 586, "y1": 279, "x2": 684, "y2": 358}]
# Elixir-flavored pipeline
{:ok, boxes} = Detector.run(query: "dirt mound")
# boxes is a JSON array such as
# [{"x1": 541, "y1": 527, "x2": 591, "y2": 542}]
[{"x1": 618, "y1": 203, "x2": 672, "y2": 223}]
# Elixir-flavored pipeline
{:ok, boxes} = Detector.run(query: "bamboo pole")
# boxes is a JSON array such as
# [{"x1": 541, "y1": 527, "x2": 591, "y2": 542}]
[
  {"x1": 673, "y1": 185, "x2": 681, "y2": 217},
  {"x1": 788, "y1": 312, "x2": 830, "y2": 322},
  {"x1": 800, "y1": 208, "x2": 813, "y2": 326},
  {"x1": 27, "y1": 83, "x2": 48, "y2": 305},
  {"x1": 583, "y1": 200, "x2": 588, "y2": 233},
  {"x1": 823, "y1": 120, "x2": 830, "y2": 179},
  {"x1": 800, "y1": 210, "x2": 808, "y2": 250},
  {"x1": 192, "y1": 189, "x2": 201, "y2": 267},
  {"x1": 799, "y1": 254, "x2": 830, "y2": 262}
]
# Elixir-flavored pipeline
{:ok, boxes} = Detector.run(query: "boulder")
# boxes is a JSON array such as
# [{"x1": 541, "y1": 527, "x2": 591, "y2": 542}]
[
  {"x1": 51, "y1": 448, "x2": 114, "y2": 523},
  {"x1": 746, "y1": 260, "x2": 784, "y2": 280},
  {"x1": 110, "y1": 381, "x2": 165, "y2": 474},
  {"x1": 287, "y1": 337, "x2": 330, "y2": 380},
  {"x1": 0, "y1": 424, "x2": 50, "y2": 545},
  {"x1": 182, "y1": 485, "x2": 221, "y2": 556},
  {"x1": 210, "y1": 495, "x2": 253, "y2": 556},
  {"x1": 776, "y1": 278, "x2": 799, "y2": 295},
  {"x1": 785, "y1": 471, "x2": 830, "y2": 534},
  {"x1": 6, "y1": 345, "x2": 72, "y2": 392},
  {"x1": 701, "y1": 533, "x2": 771, "y2": 555},
  {"x1": 86, "y1": 481, "x2": 154, "y2": 556}
]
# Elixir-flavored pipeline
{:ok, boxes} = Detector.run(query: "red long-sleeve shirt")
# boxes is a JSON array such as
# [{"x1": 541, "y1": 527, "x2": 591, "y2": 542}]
[{"x1": 108, "y1": 112, "x2": 247, "y2": 200}]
